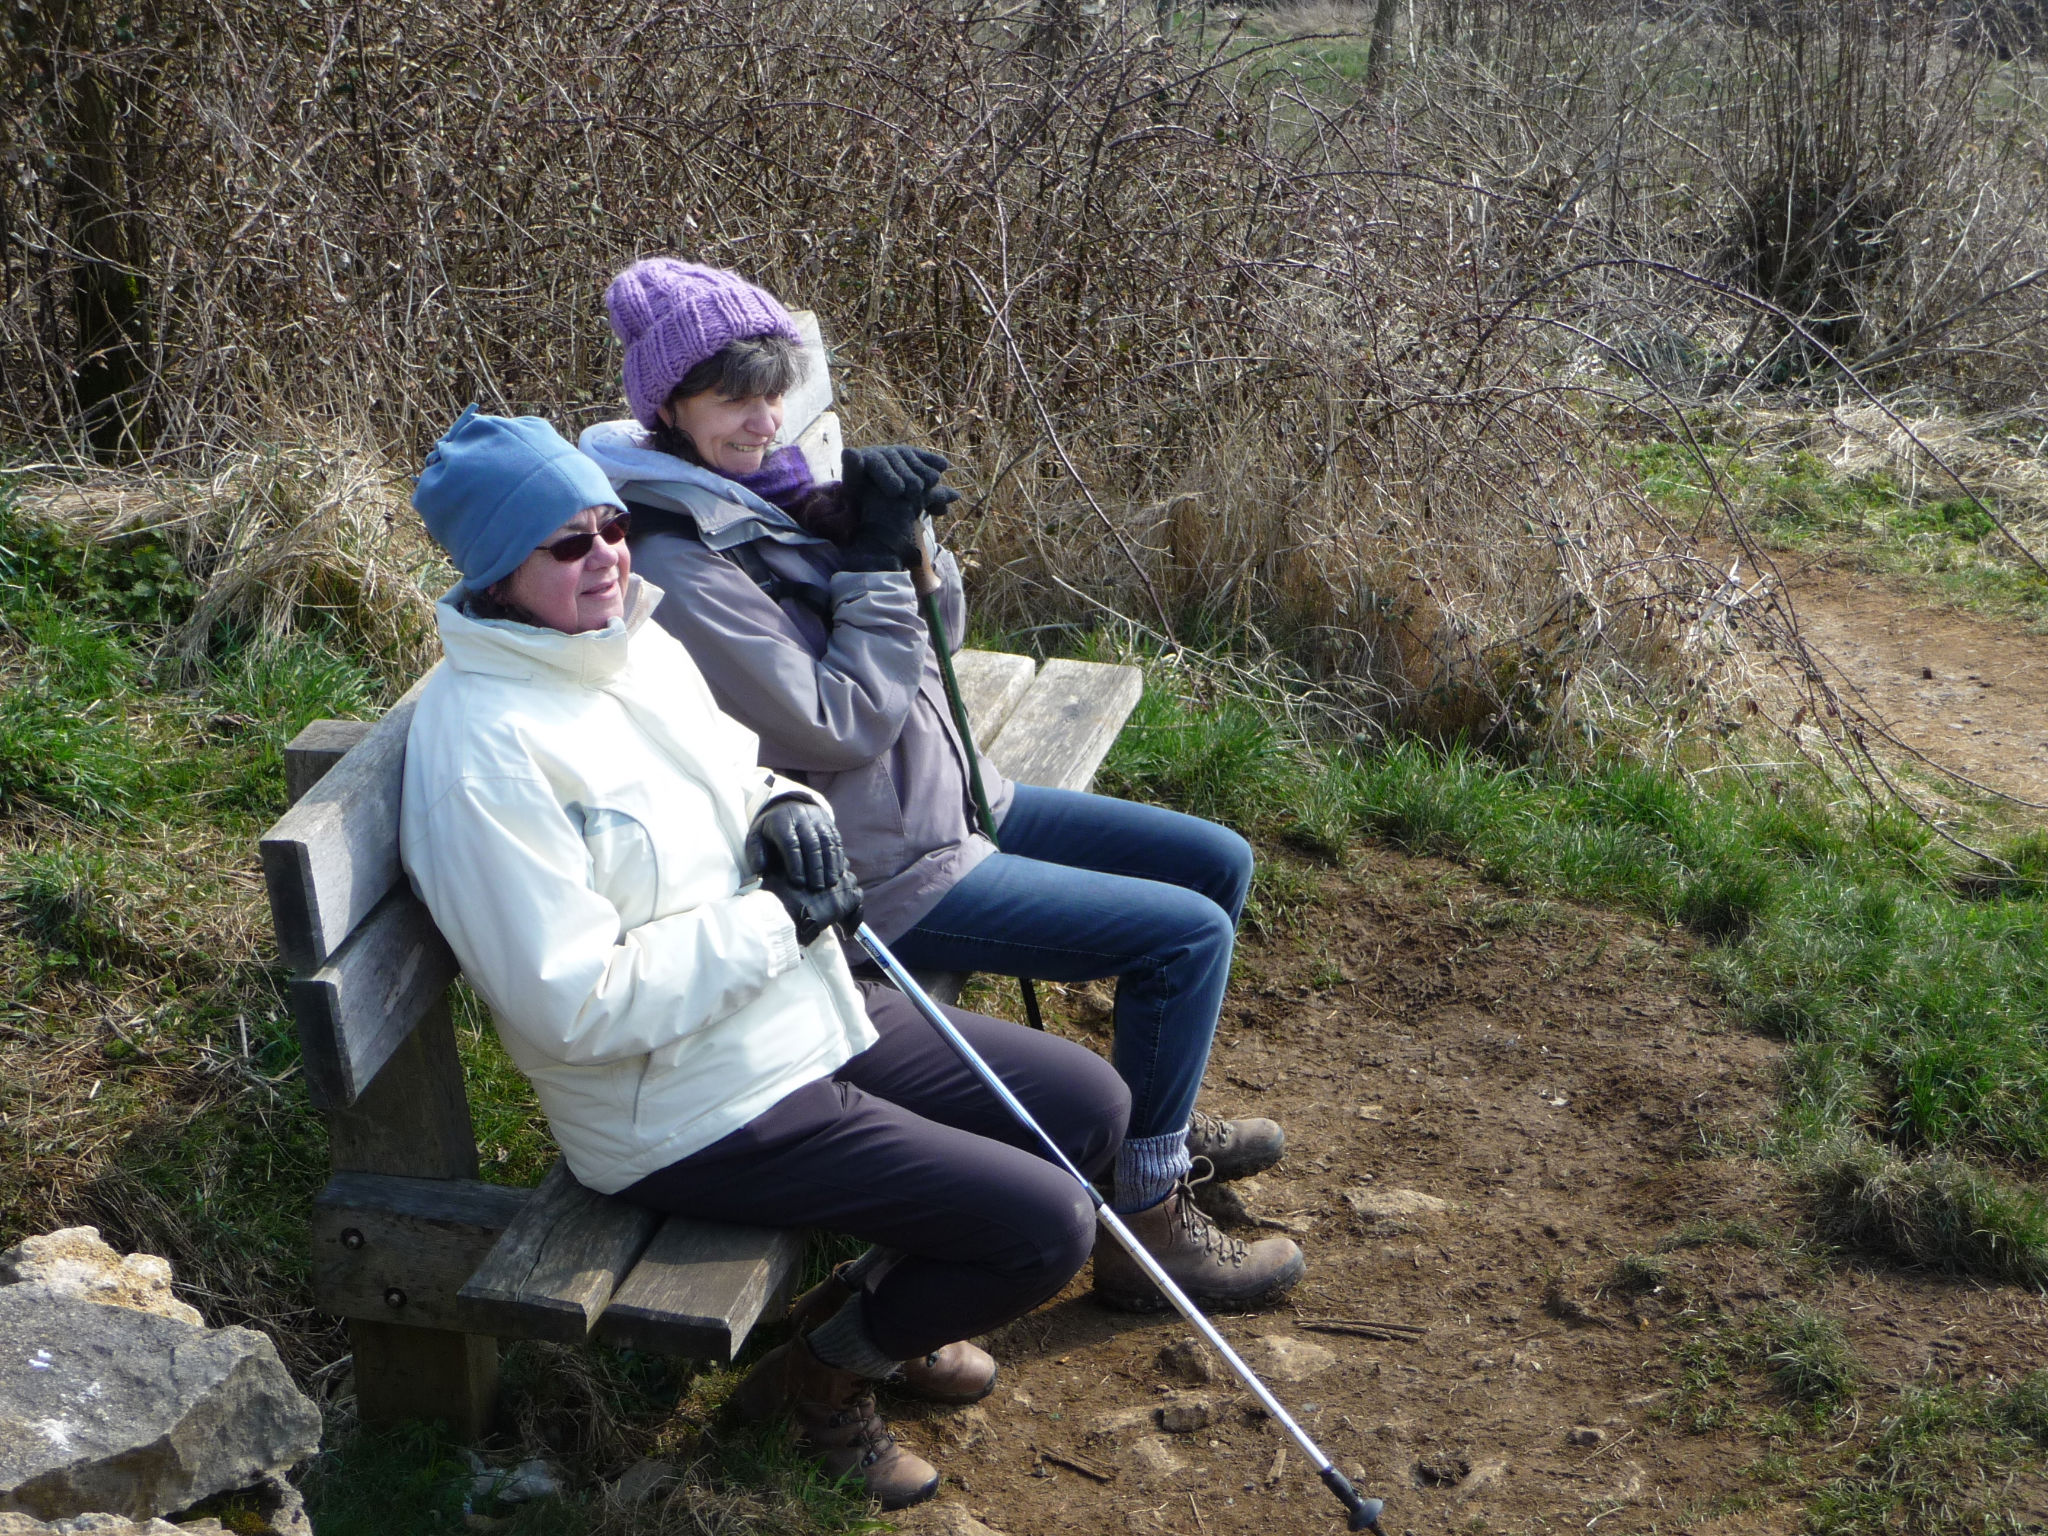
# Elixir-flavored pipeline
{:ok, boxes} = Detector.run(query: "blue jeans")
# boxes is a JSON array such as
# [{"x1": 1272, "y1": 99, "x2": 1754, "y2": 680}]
[{"x1": 887, "y1": 785, "x2": 1253, "y2": 1144}]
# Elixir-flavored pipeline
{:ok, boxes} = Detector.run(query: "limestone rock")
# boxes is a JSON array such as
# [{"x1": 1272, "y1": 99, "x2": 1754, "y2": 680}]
[
  {"x1": 611, "y1": 1459, "x2": 674, "y2": 1506},
  {"x1": 1249, "y1": 1334, "x2": 1337, "y2": 1382},
  {"x1": 0, "y1": 1287, "x2": 320, "y2": 1522},
  {"x1": 0, "y1": 1518, "x2": 226, "y2": 1533},
  {"x1": 1342, "y1": 1187, "x2": 1450, "y2": 1222},
  {"x1": 0, "y1": 1232, "x2": 203, "y2": 1328}
]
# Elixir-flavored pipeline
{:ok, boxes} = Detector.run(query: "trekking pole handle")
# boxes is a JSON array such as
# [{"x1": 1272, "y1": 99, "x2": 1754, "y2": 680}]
[{"x1": 851, "y1": 923, "x2": 1384, "y2": 1534}]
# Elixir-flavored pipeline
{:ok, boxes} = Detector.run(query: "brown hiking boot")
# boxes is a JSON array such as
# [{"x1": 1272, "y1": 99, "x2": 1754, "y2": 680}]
[
  {"x1": 1092, "y1": 1163, "x2": 1304, "y2": 1313},
  {"x1": 728, "y1": 1333, "x2": 941, "y2": 1510},
  {"x1": 786, "y1": 1265, "x2": 998, "y2": 1404},
  {"x1": 1185, "y1": 1108, "x2": 1286, "y2": 1181}
]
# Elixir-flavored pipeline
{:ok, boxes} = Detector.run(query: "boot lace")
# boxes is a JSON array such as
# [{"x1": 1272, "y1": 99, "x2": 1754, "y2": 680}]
[
  {"x1": 1175, "y1": 1158, "x2": 1249, "y2": 1266},
  {"x1": 1186, "y1": 1109, "x2": 1235, "y2": 1149}
]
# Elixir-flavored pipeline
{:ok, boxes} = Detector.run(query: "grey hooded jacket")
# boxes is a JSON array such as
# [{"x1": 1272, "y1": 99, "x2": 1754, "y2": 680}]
[{"x1": 579, "y1": 420, "x2": 1013, "y2": 943}]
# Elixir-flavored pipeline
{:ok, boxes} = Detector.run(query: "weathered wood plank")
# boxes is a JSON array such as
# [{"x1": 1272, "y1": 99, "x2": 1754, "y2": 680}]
[
  {"x1": 260, "y1": 674, "x2": 431, "y2": 974},
  {"x1": 312, "y1": 1173, "x2": 530, "y2": 1333},
  {"x1": 792, "y1": 409, "x2": 843, "y2": 486},
  {"x1": 949, "y1": 650, "x2": 1038, "y2": 746},
  {"x1": 777, "y1": 311, "x2": 834, "y2": 447},
  {"x1": 350, "y1": 1322, "x2": 500, "y2": 1440},
  {"x1": 595, "y1": 1219, "x2": 805, "y2": 1363},
  {"x1": 286, "y1": 718, "x2": 375, "y2": 807},
  {"x1": 982, "y1": 658, "x2": 1143, "y2": 792},
  {"x1": 457, "y1": 1159, "x2": 662, "y2": 1342},
  {"x1": 292, "y1": 888, "x2": 460, "y2": 1110},
  {"x1": 325, "y1": 1000, "x2": 479, "y2": 1182}
]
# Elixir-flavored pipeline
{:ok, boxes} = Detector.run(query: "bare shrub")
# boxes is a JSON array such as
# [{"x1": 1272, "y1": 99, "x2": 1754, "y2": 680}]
[{"x1": 7, "y1": 0, "x2": 2042, "y2": 742}]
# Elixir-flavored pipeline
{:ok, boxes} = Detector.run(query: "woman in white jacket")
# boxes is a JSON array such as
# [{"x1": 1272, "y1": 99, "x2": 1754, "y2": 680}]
[{"x1": 399, "y1": 407, "x2": 1128, "y2": 1510}]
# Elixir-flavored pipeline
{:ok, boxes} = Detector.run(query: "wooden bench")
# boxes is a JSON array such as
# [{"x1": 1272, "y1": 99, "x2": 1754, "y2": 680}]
[{"x1": 259, "y1": 318, "x2": 1143, "y2": 1435}]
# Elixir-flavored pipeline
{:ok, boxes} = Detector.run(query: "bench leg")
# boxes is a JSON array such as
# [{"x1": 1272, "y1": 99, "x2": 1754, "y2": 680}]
[
  {"x1": 350, "y1": 1319, "x2": 499, "y2": 1440},
  {"x1": 327, "y1": 1004, "x2": 501, "y2": 1439}
]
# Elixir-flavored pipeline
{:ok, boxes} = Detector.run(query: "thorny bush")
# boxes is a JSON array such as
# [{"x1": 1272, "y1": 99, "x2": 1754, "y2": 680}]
[{"x1": 6, "y1": 0, "x2": 2045, "y2": 744}]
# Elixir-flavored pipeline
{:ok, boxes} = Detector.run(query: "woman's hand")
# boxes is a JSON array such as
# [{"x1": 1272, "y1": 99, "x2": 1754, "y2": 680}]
[
  {"x1": 839, "y1": 446, "x2": 959, "y2": 573},
  {"x1": 746, "y1": 795, "x2": 847, "y2": 892},
  {"x1": 747, "y1": 795, "x2": 865, "y2": 944}
]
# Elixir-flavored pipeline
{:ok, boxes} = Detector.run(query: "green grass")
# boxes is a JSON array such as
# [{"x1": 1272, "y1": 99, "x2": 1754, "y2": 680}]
[
  {"x1": 1098, "y1": 667, "x2": 2048, "y2": 1279},
  {"x1": 1619, "y1": 437, "x2": 2048, "y2": 628}
]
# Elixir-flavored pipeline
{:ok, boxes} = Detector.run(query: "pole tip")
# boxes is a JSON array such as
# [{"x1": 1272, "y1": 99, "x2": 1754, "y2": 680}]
[{"x1": 1350, "y1": 1496, "x2": 1385, "y2": 1532}]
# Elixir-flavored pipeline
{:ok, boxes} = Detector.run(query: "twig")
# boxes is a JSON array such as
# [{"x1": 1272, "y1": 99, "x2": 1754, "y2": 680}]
[
  {"x1": 1294, "y1": 1316, "x2": 1429, "y2": 1341},
  {"x1": 1032, "y1": 1443, "x2": 1115, "y2": 1482}
]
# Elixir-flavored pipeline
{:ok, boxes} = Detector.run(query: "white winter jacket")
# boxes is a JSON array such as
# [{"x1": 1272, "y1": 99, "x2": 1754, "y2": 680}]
[{"x1": 399, "y1": 575, "x2": 877, "y2": 1194}]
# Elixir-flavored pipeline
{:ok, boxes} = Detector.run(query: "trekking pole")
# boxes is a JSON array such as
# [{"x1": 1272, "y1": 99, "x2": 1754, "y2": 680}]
[
  {"x1": 918, "y1": 556, "x2": 1047, "y2": 1033},
  {"x1": 852, "y1": 919, "x2": 1387, "y2": 1533}
]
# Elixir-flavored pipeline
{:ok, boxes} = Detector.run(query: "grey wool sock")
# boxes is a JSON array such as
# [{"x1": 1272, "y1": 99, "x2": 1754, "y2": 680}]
[
  {"x1": 804, "y1": 1293, "x2": 900, "y2": 1380},
  {"x1": 1112, "y1": 1127, "x2": 1194, "y2": 1214}
]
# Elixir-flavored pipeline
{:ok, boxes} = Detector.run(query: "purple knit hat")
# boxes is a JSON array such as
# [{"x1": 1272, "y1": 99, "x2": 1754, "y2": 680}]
[{"x1": 605, "y1": 258, "x2": 803, "y2": 429}]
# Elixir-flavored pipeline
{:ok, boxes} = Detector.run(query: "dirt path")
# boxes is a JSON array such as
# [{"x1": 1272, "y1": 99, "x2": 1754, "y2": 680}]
[
  {"x1": 1774, "y1": 555, "x2": 2048, "y2": 811},
  {"x1": 892, "y1": 851, "x2": 2048, "y2": 1536}
]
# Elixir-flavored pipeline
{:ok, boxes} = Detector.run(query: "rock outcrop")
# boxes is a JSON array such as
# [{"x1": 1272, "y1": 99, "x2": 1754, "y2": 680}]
[
  {"x1": 0, "y1": 1231, "x2": 203, "y2": 1327},
  {"x1": 0, "y1": 1284, "x2": 319, "y2": 1524}
]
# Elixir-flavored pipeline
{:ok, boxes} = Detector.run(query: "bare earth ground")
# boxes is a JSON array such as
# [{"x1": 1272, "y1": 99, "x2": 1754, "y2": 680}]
[
  {"x1": 876, "y1": 848, "x2": 2048, "y2": 1536},
  {"x1": 1775, "y1": 555, "x2": 2048, "y2": 809}
]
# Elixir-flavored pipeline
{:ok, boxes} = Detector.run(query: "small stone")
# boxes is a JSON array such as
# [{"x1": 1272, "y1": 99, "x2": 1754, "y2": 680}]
[
  {"x1": 1565, "y1": 1426, "x2": 1604, "y2": 1448},
  {"x1": 1456, "y1": 1459, "x2": 1508, "y2": 1495},
  {"x1": 612, "y1": 1457, "x2": 675, "y2": 1505},
  {"x1": 1250, "y1": 1334, "x2": 1336, "y2": 1382},
  {"x1": 905, "y1": 1502, "x2": 1007, "y2": 1536},
  {"x1": 1130, "y1": 1436, "x2": 1185, "y2": 1477},
  {"x1": 1157, "y1": 1401, "x2": 1211, "y2": 1434},
  {"x1": 472, "y1": 1458, "x2": 559, "y2": 1505},
  {"x1": 1342, "y1": 1188, "x2": 1450, "y2": 1222},
  {"x1": 1155, "y1": 1337, "x2": 1215, "y2": 1384},
  {"x1": 1356, "y1": 1104, "x2": 1384, "y2": 1121}
]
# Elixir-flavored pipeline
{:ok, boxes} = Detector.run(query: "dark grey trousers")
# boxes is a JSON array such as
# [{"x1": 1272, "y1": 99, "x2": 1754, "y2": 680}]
[{"x1": 622, "y1": 983, "x2": 1130, "y2": 1359}]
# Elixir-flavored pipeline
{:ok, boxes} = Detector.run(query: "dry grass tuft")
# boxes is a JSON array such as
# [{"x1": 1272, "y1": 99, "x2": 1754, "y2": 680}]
[{"x1": 16, "y1": 418, "x2": 449, "y2": 683}]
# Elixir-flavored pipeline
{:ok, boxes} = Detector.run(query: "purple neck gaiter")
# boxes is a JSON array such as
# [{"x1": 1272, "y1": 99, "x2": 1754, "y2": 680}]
[{"x1": 727, "y1": 445, "x2": 815, "y2": 510}]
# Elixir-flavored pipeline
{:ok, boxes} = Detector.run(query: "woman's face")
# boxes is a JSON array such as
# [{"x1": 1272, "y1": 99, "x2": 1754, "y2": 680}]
[
  {"x1": 661, "y1": 389, "x2": 785, "y2": 477},
  {"x1": 497, "y1": 505, "x2": 631, "y2": 634}
]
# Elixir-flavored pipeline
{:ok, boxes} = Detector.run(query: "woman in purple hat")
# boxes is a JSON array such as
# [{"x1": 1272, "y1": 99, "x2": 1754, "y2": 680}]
[{"x1": 580, "y1": 258, "x2": 1308, "y2": 1317}]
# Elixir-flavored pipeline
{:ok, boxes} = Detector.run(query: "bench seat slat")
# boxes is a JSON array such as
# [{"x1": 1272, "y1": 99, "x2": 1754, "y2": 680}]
[
  {"x1": 949, "y1": 650, "x2": 1038, "y2": 745},
  {"x1": 983, "y1": 658, "x2": 1143, "y2": 793},
  {"x1": 595, "y1": 1218, "x2": 806, "y2": 1363},
  {"x1": 262, "y1": 676, "x2": 429, "y2": 974},
  {"x1": 456, "y1": 1159, "x2": 662, "y2": 1341},
  {"x1": 292, "y1": 888, "x2": 460, "y2": 1110}
]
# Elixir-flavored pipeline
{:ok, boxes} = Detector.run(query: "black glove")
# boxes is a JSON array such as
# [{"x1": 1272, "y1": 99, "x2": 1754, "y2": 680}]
[
  {"x1": 839, "y1": 445, "x2": 956, "y2": 573},
  {"x1": 745, "y1": 794, "x2": 847, "y2": 893},
  {"x1": 761, "y1": 866, "x2": 864, "y2": 946},
  {"x1": 747, "y1": 794, "x2": 864, "y2": 944}
]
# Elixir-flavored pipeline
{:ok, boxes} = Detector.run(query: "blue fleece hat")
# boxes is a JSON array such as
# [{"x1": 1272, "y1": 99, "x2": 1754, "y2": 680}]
[{"x1": 413, "y1": 405, "x2": 627, "y2": 590}]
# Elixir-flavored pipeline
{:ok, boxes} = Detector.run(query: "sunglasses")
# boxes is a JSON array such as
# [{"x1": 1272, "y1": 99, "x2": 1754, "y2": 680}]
[{"x1": 543, "y1": 514, "x2": 631, "y2": 563}]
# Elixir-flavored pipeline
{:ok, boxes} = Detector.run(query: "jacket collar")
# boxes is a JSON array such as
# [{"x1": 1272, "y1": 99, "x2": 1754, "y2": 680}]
[
  {"x1": 577, "y1": 418, "x2": 825, "y2": 552},
  {"x1": 435, "y1": 574, "x2": 664, "y2": 686}
]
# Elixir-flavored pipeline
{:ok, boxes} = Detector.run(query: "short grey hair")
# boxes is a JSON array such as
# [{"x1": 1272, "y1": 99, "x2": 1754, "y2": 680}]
[{"x1": 669, "y1": 334, "x2": 808, "y2": 407}]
